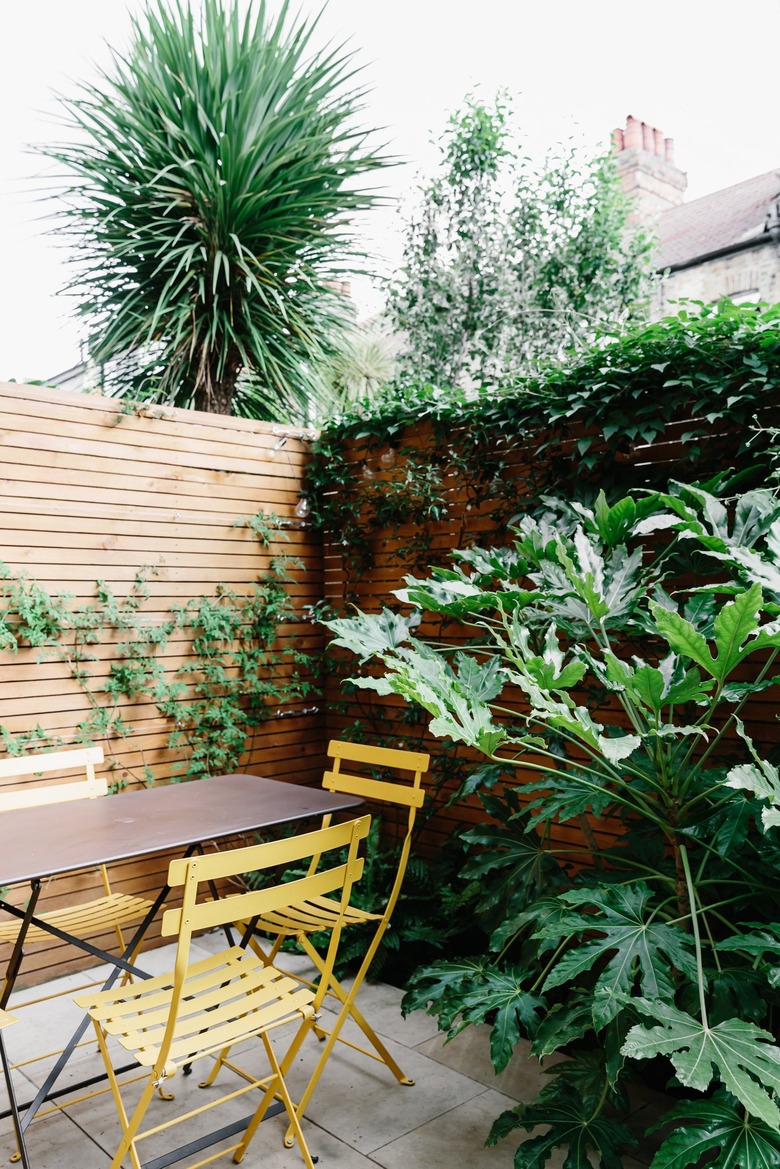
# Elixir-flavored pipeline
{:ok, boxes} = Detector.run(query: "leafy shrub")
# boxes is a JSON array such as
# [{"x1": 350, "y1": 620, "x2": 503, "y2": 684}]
[{"x1": 325, "y1": 483, "x2": 780, "y2": 1168}]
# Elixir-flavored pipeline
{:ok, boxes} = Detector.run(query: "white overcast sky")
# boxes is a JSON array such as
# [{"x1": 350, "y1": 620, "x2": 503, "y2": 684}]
[{"x1": 2, "y1": 0, "x2": 779, "y2": 382}]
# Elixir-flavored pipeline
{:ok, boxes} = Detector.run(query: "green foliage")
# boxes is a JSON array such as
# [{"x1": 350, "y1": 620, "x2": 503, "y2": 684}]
[
  {"x1": 541, "y1": 299, "x2": 780, "y2": 477},
  {"x1": 623, "y1": 1001, "x2": 780, "y2": 1130},
  {"x1": 0, "y1": 514, "x2": 310, "y2": 782},
  {"x1": 487, "y1": 1082, "x2": 635, "y2": 1169},
  {"x1": 312, "y1": 324, "x2": 397, "y2": 419},
  {"x1": 308, "y1": 302, "x2": 780, "y2": 566},
  {"x1": 389, "y1": 92, "x2": 654, "y2": 389},
  {"x1": 42, "y1": 0, "x2": 390, "y2": 420},
  {"x1": 0, "y1": 564, "x2": 66, "y2": 650},
  {"x1": 649, "y1": 1091, "x2": 780, "y2": 1169},
  {"x1": 323, "y1": 484, "x2": 780, "y2": 1167}
]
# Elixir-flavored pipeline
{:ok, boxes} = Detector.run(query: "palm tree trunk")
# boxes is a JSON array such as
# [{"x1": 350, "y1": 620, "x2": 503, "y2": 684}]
[{"x1": 192, "y1": 349, "x2": 241, "y2": 414}]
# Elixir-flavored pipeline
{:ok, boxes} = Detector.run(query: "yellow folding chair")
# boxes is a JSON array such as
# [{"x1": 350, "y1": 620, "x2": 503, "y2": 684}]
[
  {"x1": 0, "y1": 1009, "x2": 29, "y2": 1169},
  {"x1": 74, "y1": 814, "x2": 371, "y2": 1169},
  {"x1": 0, "y1": 747, "x2": 158, "y2": 1162},
  {"x1": 0, "y1": 747, "x2": 153, "y2": 962},
  {"x1": 250, "y1": 739, "x2": 429, "y2": 1147}
]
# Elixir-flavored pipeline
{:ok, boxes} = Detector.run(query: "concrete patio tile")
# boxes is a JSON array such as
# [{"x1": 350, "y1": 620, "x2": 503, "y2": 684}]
[
  {"x1": 285, "y1": 1021, "x2": 488, "y2": 1155},
  {"x1": 0, "y1": 1103, "x2": 111, "y2": 1169},
  {"x1": 3, "y1": 987, "x2": 91, "y2": 1068},
  {"x1": 371, "y1": 1087, "x2": 521, "y2": 1169},
  {"x1": 414, "y1": 1026, "x2": 559, "y2": 1103},
  {"x1": 227, "y1": 1111, "x2": 383, "y2": 1169}
]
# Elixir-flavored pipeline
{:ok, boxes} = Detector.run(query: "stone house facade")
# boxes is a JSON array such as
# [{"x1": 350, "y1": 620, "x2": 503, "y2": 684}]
[{"x1": 612, "y1": 114, "x2": 780, "y2": 314}]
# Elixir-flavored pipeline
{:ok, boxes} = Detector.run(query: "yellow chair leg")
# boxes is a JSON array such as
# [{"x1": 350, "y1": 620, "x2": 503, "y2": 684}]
[
  {"x1": 234, "y1": 1032, "x2": 316, "y2": 1169},
  {"x1": 283, "y1": 986, "x2": 413, "y2": 1150},
  {"x1": 198, "y1": 1048, "x2": 228, "y2": 1089},
  {"x1": 94, "y1": 1021, "x2": 151, "y2": 1169},
  {"x1": 299, "y1": 933, "x2": 414, "y2": 1084}
]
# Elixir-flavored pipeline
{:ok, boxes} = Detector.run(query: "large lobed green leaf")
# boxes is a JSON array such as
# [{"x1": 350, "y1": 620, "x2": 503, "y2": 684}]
[
  {"x1": 651, "y1": 584, "x2": 780, "y2": 685},
  {"x1": 327, "y1": 607, "x2": 414, "y2": 661},
  {"x1": 488, "y1": 1083, "x2": 634, "y2": 1169},
  {"x1": 459, "y1": 966, "x2": 545, "y2": 1072},
  {"x1": 650, "y1": 1091, "x2": 780, "y2": 1169},
  {"x1": 537, "y1": 885, "x2": 698, "y2": 1029},
  {"x1": 622, "y1": 1000, "x2": 780, "y2": 1130}
]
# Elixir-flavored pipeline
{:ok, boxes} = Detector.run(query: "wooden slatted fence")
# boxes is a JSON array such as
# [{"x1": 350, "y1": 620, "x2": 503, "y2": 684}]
[{"x1": 0, "y1": 381, "x2": 324, "y2": 984}]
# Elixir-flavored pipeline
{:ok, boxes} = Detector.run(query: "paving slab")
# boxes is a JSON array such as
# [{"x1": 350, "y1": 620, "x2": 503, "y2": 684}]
[
  {"x1": 372, "y1": 1086, "x2": 522, "y2": 1169},
  {"x1": 286, "y1": 1019, "x2": 488, "y2": 1155}
]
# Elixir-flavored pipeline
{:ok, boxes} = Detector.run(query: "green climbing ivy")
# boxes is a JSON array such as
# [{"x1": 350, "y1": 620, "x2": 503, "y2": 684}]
[
  {"x1": 0, "y1": 515, "x2": 313, "y2": 783},
  {"x1": 307, "y1": 301, "x2": 780, "y2": 576}
]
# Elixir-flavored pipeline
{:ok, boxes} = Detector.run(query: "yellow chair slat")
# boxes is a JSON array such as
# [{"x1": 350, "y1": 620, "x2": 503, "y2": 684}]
[
  {"x1": 76, "y1": 945, "x2": 243, "y2": 1016},
  {"x1": 0, "y1": 777, "x2": 108, "y2": 812},
  {"x1": 0, "y1": 893, "x2": 152, "y2": 945},
  {"x1": 0, "y1": 746, "x2": 104, "y2": 781},
  {"x1": 259, "y1": 895, "x2": 381, "y2": 934},
  {"x1": 327, "y1": 740, "x2": 429, "y2": 772},
  {"x1": 80, "y1": 950, "x2": 312, "y2": 1068},
  {"x1": 82, "y1": 949, "x2": 303, "y2": 1037},
  {"x1": 0, "y1": 1009, "x2": 18, "y2": 1028},
  {"x1": 162, "y1": 858, "x2": 363, "y2": 938},
  {"x1": 322, "y1": 768, "x2": 425, "y2": 808},
  {"x1": 166, "y1": 813, "x2": 369, "y2": 887}
]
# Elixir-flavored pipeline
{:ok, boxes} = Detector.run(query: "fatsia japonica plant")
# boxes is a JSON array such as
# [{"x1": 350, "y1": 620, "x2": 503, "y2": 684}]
[{"x1": 326, "y1": 483, "x2": 780, "y2": 1169}]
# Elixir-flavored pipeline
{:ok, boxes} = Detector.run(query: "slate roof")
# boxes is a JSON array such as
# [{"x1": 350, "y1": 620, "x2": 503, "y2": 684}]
[{"x1": 656, "y1": 169, "x2": 780, "y2": 270}]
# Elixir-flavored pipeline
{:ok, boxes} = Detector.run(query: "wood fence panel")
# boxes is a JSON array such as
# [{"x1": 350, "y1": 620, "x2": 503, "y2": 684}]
[{"x1": 0, "y1": 382, "x2": 325, "y2": 986}]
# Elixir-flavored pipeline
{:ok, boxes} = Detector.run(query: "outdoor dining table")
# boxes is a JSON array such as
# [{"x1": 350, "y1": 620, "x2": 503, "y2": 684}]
[{"x1": 0, "y1": 772, "x2": 363, "y2": 1167}]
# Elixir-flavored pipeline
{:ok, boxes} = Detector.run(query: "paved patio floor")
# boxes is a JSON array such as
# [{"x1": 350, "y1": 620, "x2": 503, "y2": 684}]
[{"x1": 0, "y1": 934, "x2": 669, "y2": 1168}]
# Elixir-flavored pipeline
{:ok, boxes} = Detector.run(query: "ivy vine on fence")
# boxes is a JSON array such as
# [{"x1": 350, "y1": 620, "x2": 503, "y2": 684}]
[
  {"x1": 307, "y1": 301, "x2": 780, "y2": 580},
  {"x1": 0, "y1": 514, "x2": 313, "y2": 783}
]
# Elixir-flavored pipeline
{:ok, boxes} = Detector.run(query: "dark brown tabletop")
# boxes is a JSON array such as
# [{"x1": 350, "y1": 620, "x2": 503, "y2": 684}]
[{"x1": 0, "y1": 774, "x2": 362, "y2": 886}]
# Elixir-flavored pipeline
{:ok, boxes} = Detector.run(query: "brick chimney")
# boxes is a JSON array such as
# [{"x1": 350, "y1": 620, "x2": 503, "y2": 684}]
[{"x1": 611, "y1": 115, "x2": 687, "y2": 221}]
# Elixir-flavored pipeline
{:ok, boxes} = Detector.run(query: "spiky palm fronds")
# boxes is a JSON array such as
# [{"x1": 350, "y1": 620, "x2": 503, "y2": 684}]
[{"x1": 44, "y1": 0, "x2": 391, "y2": 419}]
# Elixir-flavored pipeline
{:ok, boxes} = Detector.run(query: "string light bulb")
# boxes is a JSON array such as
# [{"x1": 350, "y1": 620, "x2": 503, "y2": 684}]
[
  {"x1": 294, "y1": 495, "x2": 311, "y2": 519},
  {"x1": 379, "y1": 446, "x2": 397, "y2": 469}
]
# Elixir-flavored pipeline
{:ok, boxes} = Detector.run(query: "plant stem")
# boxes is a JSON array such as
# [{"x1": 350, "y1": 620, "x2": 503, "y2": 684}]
[{"x1": 679, "y1": 843, "x2": 708, "y2": 1028}]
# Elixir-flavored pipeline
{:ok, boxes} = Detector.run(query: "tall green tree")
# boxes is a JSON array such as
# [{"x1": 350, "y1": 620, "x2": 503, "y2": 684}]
[
  {"x1": 44, "y1": 0, "x2": 390, "y2": 419},
  {"x1": 390, "y1": 94, "x2": 654, "y2": 389}
]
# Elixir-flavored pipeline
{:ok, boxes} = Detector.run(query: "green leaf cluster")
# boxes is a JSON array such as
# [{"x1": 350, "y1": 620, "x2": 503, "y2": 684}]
[
  {"x1": 0, "y1": 513, "x2": 311, "y2": 783},
  {"x1": 326, "y1": 484, "x2": 780, "y2": 1168},
  {"x1": 42, "y1": 0, "x2": 391, "y2": 420},
  {"x1": 306, "y1": 303, "x2": 780, "y2": 588}
]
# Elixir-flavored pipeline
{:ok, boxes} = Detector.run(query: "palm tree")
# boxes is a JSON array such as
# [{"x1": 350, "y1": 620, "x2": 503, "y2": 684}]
[{"x1": 44, "y1": 0, "x2": 391, "y2": 419}]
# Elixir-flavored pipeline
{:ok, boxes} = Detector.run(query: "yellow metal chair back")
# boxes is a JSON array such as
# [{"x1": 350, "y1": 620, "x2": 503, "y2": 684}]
[
  {"x1": 322, "y1": 739, "x2": 427, "y2": 899},
  {"x1": 75, "y1": 815, "x2": 371, "y2": 1169}
]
